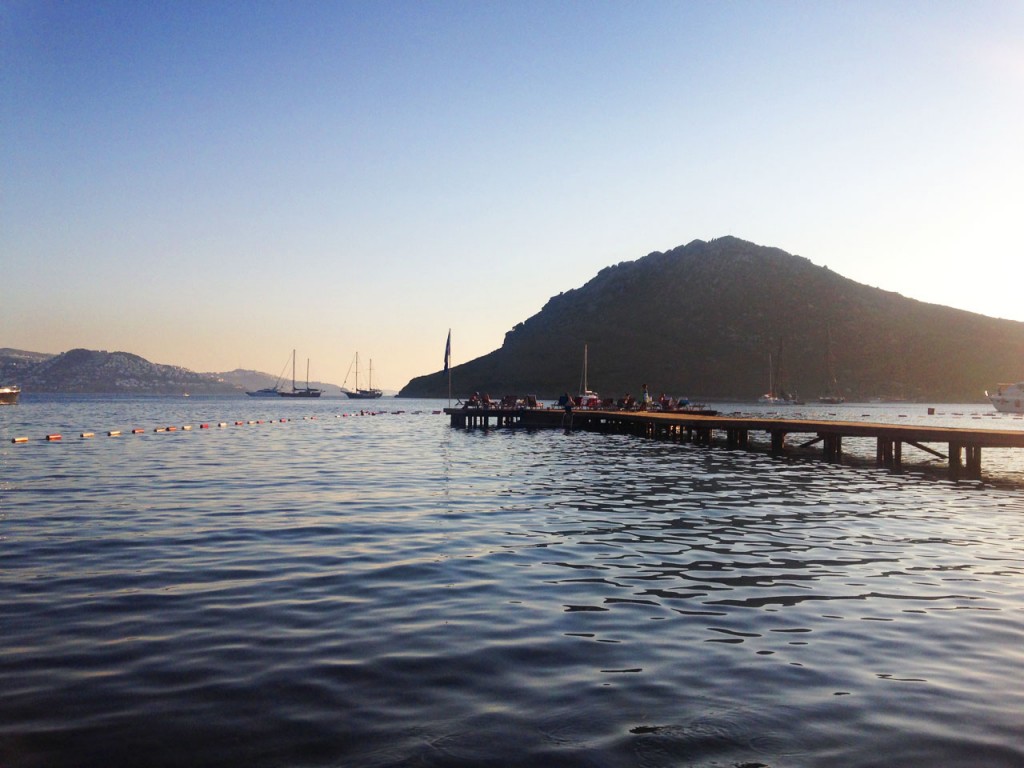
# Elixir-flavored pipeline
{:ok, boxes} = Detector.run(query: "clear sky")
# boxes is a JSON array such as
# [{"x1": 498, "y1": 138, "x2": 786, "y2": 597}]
[{"x1": 3, "y1": 1, "x2": 1023, "y2": 390}]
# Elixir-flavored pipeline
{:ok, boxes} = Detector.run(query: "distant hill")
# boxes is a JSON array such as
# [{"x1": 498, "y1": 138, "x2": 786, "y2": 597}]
[
  {"x1": 399, "y1": 237, "x2": 1024, "y2": 402},
  {"x1": 0, "y1": 349, "x2": 350, "y2": 396},
  {"x1": 0, "y1": 348, "x2": 53, "y2": 376},
  {"x1": 212, "y1": 368, "x2": 343, "y2": 396},
  {"x1": 0, "y1": 348, "x2": 244, "y2": 394}
]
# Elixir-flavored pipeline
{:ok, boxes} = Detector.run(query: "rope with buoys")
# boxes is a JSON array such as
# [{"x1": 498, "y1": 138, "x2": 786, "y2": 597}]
[{"x1": 9, "y1": 408, "x2": 406, "y2": 444}]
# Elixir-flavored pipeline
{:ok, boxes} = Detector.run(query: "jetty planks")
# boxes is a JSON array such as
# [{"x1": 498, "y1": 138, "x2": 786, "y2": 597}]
[{"x1": 444, "y1": 407, "x2": 1024, "y2": 481}]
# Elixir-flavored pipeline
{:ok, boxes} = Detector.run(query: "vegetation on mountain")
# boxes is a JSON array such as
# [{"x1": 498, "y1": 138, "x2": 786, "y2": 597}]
[
  {"x1": 0, "y1": 348, "x2": 242, "y2": 394},
  {"x1": 399, "y1": 237, "x2": 1024, "y2": 402},
  {"x1": 0, "y1": 350, "x2": 346, "y2": 395}
]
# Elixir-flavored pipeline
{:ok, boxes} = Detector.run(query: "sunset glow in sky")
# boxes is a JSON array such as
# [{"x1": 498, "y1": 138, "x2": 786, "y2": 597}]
[{"x1": 4, "y1": 1, "x2": 1023, "y2": 390}]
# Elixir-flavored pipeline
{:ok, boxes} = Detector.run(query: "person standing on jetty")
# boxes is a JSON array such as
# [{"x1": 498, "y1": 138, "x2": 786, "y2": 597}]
[
  {"x1": 641, "y1": 383, "x2": 652, "y2": 409},
  {"x1": 558, "y1": 392, "x2": 574, "y2": 432}
]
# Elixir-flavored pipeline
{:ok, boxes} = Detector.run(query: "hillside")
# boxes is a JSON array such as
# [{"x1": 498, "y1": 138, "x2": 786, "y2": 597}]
[
  {"x1": 399, "y1": 237, "x2": 1024, "y2": 402},
  {"x1": 0, "y1": 348, "x2": 243, "y2": 394},
  {"x1": 213, "y1": 368, "x2": 342, "y2": 396},
  {"x1": 0, "y1": 349, "x2": 349, "y2": 396}
]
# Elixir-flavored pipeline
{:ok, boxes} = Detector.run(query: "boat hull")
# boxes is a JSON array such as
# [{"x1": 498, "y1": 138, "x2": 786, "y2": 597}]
[
  {"x1": 280, "y1": 389, "x2": 322, "y2": 398},
  {"x1": 246, "y1": 388, "x2": 281, "y2": 397},
  {"x1": 344, "y1": 389, "x2": 382, "y2": 399},
  {"x1": 0, "y1": 385, "x2": 20, "y2": 405},
  {"x1": 988, "y1": 384, "x2": 1024, "y2": 413}
]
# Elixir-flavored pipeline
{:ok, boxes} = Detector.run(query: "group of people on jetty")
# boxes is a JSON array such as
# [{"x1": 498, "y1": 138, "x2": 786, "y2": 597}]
[{"x1": 463, "y1": 384, "x2": 703, "y2": 413}]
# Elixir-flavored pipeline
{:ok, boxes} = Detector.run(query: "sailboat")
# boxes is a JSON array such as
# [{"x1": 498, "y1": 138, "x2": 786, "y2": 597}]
[
  {"x1": 758, "y1": 351, "x2": 798, "y2": 405},
  {"x1": 278, "y1": 350, "x2": 323, "y2": 397},
  {"x1": 246, "y1": 353, "x2": 292, "y2": 397},
  {"x1": 578, "y1": 343, "x2": 600, "y2": 407},
  {"x1": 818, "y1": 325, "x2": 845, "y2": 404},
  {"x1": 342, "y1": 353, "x2": 383, "y2": 399}
]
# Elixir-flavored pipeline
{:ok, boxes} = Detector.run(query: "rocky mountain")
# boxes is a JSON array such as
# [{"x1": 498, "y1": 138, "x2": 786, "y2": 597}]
[
  {"x1": 399, "y1": 237, "x2": 1024, "y2": 402},
  {"x1": 0, "y1": 349, "x2": 349, "y2": 396},
  {"x1": 0, "y1": 348, "x2": 243, "y2": 394}
]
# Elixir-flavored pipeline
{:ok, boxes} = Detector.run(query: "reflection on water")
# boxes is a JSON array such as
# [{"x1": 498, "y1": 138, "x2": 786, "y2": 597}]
[{"x1": 1, "y1": 397, "x2": 1023, "y2": 767}]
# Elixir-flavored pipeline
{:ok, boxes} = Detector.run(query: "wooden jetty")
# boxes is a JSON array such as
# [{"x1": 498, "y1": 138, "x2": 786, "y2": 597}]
[{"x1": 444, "y1": 407, "x2": 1024, "y2": 481}]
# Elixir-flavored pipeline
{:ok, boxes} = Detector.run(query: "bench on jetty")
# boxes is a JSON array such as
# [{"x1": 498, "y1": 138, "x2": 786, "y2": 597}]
[{"x1": 444, "y1": 407, "x2": 1024, "y2": 481}]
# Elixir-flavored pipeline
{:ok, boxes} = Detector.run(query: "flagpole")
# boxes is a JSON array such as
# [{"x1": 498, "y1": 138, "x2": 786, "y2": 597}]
[{"x1": 444, "y1": 329, "x2": 452, "y2": 408}]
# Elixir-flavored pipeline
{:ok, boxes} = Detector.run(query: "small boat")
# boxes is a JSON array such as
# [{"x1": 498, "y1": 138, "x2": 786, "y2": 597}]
[
  {"x1": 246, "y1": 386, "x2": 282, "y2": 398},
  {"x1": 0, "y1": 384, "x2": 21, "y2": 405},
  {"x1": 678, "y1": 404, "x2": 718, "y2": 415},
  {"x1": 279, "y1": 350, "x2": 322, "y2": 398},
  {"x1": 342, "y1": 353, "x2": 382, "y2": 399},
  {"x1": 987, "y1": 383, "x2": 1024, "y2": 414},
  {"x1": 247, "y1": 353, "x2": 292, "y2": 397}
]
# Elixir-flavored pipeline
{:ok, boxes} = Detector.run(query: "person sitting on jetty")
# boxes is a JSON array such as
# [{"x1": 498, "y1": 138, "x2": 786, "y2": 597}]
[
  {"x1": 558, "y1": 392, "x2": 573, "y2": 415},
  {"x1": 465, "y1": 392, "x2": 481, "y2": 408}
]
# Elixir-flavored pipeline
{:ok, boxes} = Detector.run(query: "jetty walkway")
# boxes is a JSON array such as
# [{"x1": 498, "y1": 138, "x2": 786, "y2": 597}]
[{"x1": 444, "y1": 406, "x2": 1024, "y2": 481}]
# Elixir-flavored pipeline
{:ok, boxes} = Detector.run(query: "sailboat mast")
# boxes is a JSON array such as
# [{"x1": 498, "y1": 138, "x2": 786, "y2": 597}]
[
  {"x1": 292, "y1": 349, "x2": 297, "y2": 390},
  {"x1": 580, "y1": 343, "x2": 589, "y2": 395}
]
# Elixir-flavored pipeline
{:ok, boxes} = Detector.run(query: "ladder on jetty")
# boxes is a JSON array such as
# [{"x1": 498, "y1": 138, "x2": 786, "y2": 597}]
[{"x1": 444, "y1": 407, "x2": 1024, "y2": 481}]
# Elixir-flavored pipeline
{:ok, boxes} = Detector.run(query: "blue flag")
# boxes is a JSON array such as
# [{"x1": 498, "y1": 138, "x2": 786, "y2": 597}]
[{"x1": 443, "y1": 330, "x2": 451, "y2": 373}]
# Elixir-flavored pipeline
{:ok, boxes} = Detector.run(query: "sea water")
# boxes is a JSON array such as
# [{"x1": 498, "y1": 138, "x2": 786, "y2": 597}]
[{"x1": 2, "y1": 395, "x2": 1023, "y2": 767}]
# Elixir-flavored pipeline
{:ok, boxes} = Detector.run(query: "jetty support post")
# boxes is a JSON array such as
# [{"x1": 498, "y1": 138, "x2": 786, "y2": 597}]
[
  {"x1": 877, "y1": 438, "x2": 892, "y2": 469},
  {"x1": 822, "y1": 433, "x2": 843, "y2": 463},
  {"x1": 948, "y1": 442, "x2": 962, "y2": 480},
  {"x1": 945, "y1": 442, "x2": 982, "y2": 480},
  {"x1": 965, "y1": 445, "x2": 982, "y2": 480},
  {"x1": 770, "y1": 430, "x2": 787, "y2": 455}
]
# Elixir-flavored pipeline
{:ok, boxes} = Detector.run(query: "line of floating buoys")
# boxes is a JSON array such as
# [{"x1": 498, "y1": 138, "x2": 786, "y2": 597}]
[{"x1": 9, "y1": 408, "x2": 419, "y2": 446}]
